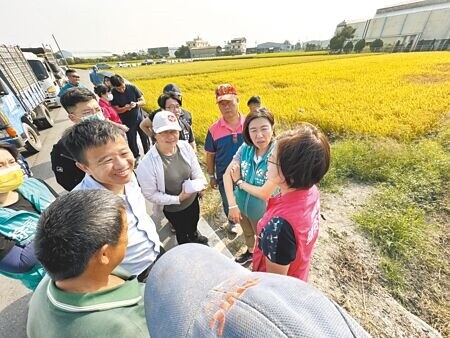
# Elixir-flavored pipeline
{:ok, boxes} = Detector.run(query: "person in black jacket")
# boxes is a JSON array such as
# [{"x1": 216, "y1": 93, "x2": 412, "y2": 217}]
[
  {"x1": 139, "y1": 83, "x2": 193, "y2": 143},
  {"x1": 50, "y1": 88, "x2": 106, "y2": 191}
]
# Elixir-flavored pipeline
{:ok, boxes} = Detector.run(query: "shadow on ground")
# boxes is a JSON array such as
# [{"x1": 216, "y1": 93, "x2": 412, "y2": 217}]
[{"x1": 0, "y1": 293, "x2": 30, "y2": 338}]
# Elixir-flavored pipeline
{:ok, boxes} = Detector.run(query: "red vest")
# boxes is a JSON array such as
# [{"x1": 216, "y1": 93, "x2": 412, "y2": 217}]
[{"x1": 253, "y1": 186, "x2": 320, "y2": 281}]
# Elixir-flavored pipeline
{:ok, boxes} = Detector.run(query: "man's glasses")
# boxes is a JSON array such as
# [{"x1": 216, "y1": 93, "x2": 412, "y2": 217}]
[
  {"x1": 80, "y1": 106, "x2": 102, "y2": 116},
  {"x1": 70, "y1": 75, "x2": 80, "y2": 79}
]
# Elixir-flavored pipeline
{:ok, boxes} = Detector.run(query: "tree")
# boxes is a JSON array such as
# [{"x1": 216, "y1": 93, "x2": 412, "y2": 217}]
[
  {"x1": 343, "y1": 41, "x2": 353, "y2": 54},
  {"x1": 340, "y1": 25, "x2": 356, "y2": 40},
  {"x1": 354, "y1": 39, "x2": 365, "y2": 53},
  {"x1": 330, "y1": 24, "x2": 355, "y2": 53},
  {"x1": 330, "y1": 36, "x2": 345, "y2": 53},
  {"x1": 370, "y1": 39, "x2": 384, "y2": 52},
  {"x1": 175, "y1": 45, "x2": 191, "y2": 58},
  {"x1": 305, "y1": 43, "x2": 317, "y2": 51}
]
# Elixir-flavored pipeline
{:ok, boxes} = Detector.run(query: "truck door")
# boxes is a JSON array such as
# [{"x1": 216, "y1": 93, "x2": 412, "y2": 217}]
[{"x1": 0, "y1": 78, "x2": 41, "y2": 153}]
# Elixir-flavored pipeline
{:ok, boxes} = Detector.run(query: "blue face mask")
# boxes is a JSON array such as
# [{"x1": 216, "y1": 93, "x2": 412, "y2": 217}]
[{"x1": 81, "y1": 111, "x2": 105, "y2": 122}]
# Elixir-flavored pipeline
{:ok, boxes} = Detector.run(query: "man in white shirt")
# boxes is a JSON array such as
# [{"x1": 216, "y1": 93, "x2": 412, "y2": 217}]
[{"x1": 63, "y1": 120, "x2": 161, "y2": 281}]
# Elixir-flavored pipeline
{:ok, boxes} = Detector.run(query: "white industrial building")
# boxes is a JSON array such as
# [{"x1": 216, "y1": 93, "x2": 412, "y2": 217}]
[
  {"x1": 336, "y1": 0, "x2": 450, "y2": 51},
  {"x1": 224, "y1": 37, "x2": 247, "y2": 55}
]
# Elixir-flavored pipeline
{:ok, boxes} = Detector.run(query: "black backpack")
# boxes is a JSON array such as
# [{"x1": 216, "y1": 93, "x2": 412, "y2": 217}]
[{"x1": 50, "y1": 139, "x2": 85, "y2": 191}]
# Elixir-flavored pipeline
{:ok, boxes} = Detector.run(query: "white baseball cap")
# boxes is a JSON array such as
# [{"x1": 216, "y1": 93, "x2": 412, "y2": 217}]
[{"x1": 153, "y1": 110, "x2": 181, "y2": 134}]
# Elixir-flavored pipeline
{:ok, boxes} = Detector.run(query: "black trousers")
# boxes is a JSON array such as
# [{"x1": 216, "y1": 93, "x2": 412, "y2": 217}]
[
  {"x1": 164, "y1": 196, "x2": 200, "y2": 245},
  {"x1": 137, "y1": 247, "x2": 166, "y2": 283},
  {"x1": 122, "y1": 113, "x2": 150, "y2": 158}
]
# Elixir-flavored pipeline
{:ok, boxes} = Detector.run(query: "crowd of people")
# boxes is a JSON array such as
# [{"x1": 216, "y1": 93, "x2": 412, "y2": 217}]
[{"x1": 0, "y1": 69, "x2": 369, "y2": 337}]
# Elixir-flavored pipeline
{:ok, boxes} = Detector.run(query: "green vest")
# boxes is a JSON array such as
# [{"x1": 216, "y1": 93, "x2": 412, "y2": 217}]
[{"x1": 0, "y1": 178, "x2": 55, "y2": 290}]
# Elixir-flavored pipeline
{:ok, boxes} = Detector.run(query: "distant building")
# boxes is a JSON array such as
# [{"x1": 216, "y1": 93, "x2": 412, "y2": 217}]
[
  {"x1": 147, "y1": 47, "x2": 170, "y2": 57},
  {"x1": 224, "y1": 37, "x2": 247, "y2": 55},
  {"x1": 336, "y1": 0, "x2": 450, "y2": 51},
  {"x1": 190, "y1": 46, "x2": 220, "y2": 58},
  {"x1": 256, "y1": 41, "x2": 294, "y2": 53},
  {"x1": 186, "y1": 36, "x2": 209, "y2": 49}
]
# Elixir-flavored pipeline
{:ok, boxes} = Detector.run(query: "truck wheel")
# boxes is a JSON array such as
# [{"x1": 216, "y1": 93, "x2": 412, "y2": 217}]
[
  {"x1": 23, "y1": 123, "x2": 42, "y2": 154},
  {"x1": 34, "y1": 105, "x2": 55, "y2": 130}
]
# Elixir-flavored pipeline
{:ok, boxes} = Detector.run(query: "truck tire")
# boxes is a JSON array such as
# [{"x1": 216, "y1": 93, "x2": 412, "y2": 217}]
[
  {"x1": 33, "y1": 104, "x2": 55, "y2": 130},
  {"x1": 23, "y1": 122, "x2": 42, "y2": 154}
]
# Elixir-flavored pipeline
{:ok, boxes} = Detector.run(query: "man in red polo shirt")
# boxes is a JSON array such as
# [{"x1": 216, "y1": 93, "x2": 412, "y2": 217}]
[{"x1": 204, "y1": 84, "x2": 245, "y2": 234}]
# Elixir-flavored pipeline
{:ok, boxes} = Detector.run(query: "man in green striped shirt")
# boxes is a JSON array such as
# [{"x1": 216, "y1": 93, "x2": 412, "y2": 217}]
[{"x1": 27, "y1": 190, "x2": 149, "y2": 338}]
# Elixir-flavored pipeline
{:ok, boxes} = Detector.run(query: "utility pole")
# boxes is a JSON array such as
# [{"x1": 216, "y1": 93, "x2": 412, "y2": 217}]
[{"x1": 52, "y1": 34, "x2": 68, "y2": 66}]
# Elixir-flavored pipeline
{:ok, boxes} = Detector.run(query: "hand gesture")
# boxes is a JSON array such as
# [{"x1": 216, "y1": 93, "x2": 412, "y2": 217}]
[
  {"x1": 179, "y1": 186, "x2": 194, "y2": 202},
  {"x1": 209, "y1": 177, "x2": 217, "y2": 189},
  {"x1": 230, "y1": 163, "x2": 241, "y2": 183},
  {"x1": 228, "y1": 207, "x2": 242, "y2": 224}
]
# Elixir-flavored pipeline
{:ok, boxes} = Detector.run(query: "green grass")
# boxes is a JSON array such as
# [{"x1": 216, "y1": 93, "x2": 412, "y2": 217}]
[{"x1": 321, "y1": 120, "x2": 450, "y2": 333}]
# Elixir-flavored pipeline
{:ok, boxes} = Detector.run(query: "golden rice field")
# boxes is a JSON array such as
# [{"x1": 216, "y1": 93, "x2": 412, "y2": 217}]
[{"x1": 115, "y1": 52, "x2": 450, "y2": 142}]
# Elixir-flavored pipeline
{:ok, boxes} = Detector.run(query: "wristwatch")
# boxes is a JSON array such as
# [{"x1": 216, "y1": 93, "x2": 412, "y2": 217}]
[
  {"x1": 236, "y1": 179, "x2": 244, "y2": 187},
  {"x1": 208, "y1": 174, "x2": 215, "y2": 179}
]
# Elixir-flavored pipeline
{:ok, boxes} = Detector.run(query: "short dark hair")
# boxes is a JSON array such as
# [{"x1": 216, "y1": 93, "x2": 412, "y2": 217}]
[
  {"x1": 0, "y1": 142, "x2": 19, "y2": 161},
  {"x1": 247, "y1": 95, "x2": 261, "y2": 106},
  {"x1": 157, "y1": 92, "x2": 182, "y2": 109},
  {"x1": 35, "y1": 190, "x2": 126, "y2": 281},
  {"x1": 63, "y1": 120, "x2": 125, "y2": 165},
  {"x1": 242, "y1": 107, "x2": 275, "y2": 146},
  {"x1": 110, "y1": 75, "x2": 125, "y2": 87},
  {"x1": 276, "y1": 123, "x2": 330, "y2": 189},
  {"x1": 65, "y1": 68, "x2": 77, "y2": 76},
  {"x1": 94, "y1": 84, "x2": 109, "y2": 97},
  {"x1": 60, "y1": 87, "x2": 96, "y2": 113}
]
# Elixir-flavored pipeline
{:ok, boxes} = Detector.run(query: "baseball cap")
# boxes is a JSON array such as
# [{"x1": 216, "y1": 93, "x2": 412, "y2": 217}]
[
  {"x1": 216, "y1": 84, "x2": 238, "y2": 102},
  {"x1": 145, "y1": 244, "x2": 370, "y2": 337},
  {"x1": 163, "y1": 83, "x2": 182, "y2": 96},
  {"x1": 152, "y1": 111, "x2": 181, "y2": 134}
]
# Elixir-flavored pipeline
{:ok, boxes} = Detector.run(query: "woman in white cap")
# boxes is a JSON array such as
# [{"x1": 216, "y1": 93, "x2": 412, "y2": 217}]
[{"x1": 136, "y1": 111, "x2": 208, "y2": 245}]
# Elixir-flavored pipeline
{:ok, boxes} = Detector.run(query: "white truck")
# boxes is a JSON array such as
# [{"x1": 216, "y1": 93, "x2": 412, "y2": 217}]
[
  {"x1": 21, "y1": 51, "x2": 61, "y2": 108},
  {"x1": 0, "y1": 45, "x2": 55, "y2": 152}
]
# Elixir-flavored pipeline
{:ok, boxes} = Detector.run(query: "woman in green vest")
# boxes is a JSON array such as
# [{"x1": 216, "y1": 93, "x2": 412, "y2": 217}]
[{"x1": 0, "y1": 142, "x2": 57, "y2": 290}]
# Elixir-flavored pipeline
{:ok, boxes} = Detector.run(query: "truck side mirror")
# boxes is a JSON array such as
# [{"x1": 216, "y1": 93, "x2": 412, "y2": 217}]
[{"x1": 0, "y1": 82, "x2": 9, "y2": 96}]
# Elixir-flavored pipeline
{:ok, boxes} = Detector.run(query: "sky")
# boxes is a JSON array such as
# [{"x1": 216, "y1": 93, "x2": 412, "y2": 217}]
[{"x1": 2, "y1": 0, "x2": 401, "y2": 54}]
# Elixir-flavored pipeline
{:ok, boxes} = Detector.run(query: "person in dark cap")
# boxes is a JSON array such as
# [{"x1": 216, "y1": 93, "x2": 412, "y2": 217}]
[
  {"x1": 139, "y1": 83, "x2": 193, "y2": 140},
  {"x1": 144, "y1": 244, "x2": 370, "y2": 337}
]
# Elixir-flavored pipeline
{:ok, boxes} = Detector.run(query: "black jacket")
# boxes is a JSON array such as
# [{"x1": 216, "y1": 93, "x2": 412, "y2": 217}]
[{"x1": 50, "y1": 138, "x2": 85, "y2": 191}]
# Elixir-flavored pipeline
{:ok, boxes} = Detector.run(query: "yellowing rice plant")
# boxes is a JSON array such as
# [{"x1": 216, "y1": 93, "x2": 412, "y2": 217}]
[{"x1": 116, "y1": 52, "x2": 450, "y2": 141}]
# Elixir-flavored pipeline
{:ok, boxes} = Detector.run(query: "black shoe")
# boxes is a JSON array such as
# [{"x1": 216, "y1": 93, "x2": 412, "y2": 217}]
[
  {"x1": 194, "y1": 235, "x2": 209, "y2": 245},
  {"x1": 235, "y1": 250, "x2": 252, "y2": 265}
]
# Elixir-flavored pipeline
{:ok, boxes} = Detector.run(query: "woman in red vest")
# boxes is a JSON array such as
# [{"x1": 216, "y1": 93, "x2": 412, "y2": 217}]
[{"x1": 252, "y1": 123, "x2": 330, "y2": 281}]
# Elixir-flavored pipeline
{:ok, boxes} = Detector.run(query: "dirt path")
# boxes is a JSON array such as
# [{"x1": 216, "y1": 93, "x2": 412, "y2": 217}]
[{"x1": 310, "y1": 183, "x2": 443, "y2": 337}]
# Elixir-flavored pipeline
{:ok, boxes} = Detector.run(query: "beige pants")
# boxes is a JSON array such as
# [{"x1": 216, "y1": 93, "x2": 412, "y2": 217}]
[{"x1": 241, "y1": 214, "x2": 258, "y2": 252}]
